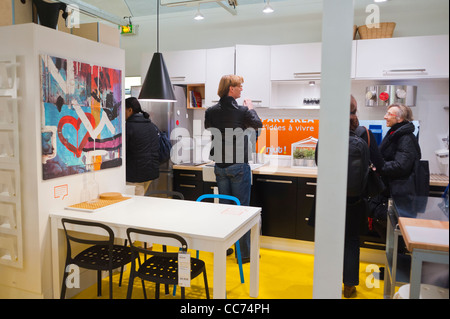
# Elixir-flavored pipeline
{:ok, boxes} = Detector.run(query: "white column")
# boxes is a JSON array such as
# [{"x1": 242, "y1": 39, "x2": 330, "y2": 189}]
[{"x1": 313, "y1": 0, "x2": 355, "y2": 299}]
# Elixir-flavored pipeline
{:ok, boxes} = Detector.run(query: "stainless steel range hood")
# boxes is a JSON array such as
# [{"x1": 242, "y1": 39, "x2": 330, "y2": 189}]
[{"x1": 365, "y1": 85, "x2": 417, "y2": 107}]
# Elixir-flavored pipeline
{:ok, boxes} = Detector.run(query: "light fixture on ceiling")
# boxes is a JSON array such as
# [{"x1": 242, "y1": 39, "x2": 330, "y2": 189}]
[
  {"x1": 139, "y1": 0, "x2": 176, "y2": 102},
  {"x1": 161, "y1": 0, "x2": 237, "y2": 16},
  {"x1": 263, "y1": 0, "x2": 274, "y2": 14},
  {"x1": 194, "y1": 4, "x2": 205, "y2": 20},
  {"x1": 309, "y1": 81, "x2": 316, "y2": 87}
]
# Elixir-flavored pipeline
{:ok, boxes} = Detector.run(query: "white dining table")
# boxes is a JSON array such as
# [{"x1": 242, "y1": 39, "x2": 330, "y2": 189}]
[{"x1": 49, "y1": 195, "x2": 261, "y2": 299}]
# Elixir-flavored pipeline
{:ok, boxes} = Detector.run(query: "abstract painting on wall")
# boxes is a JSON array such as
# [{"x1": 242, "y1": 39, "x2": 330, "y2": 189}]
[{"x1": 40, "y1": 55, "x2": 122, "y2": 180}]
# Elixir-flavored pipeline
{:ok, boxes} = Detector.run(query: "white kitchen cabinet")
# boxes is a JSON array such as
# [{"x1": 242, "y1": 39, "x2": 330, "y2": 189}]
[
  {"x1": 162, "y1": 49, "x2": 207, "y2": 84},
  {"x1": 269, "y1": 42, "x2": 356, "y2": 108},
  {"x1": 270, "y1": 42, "x2": 322, "y2": 81},
  {"x1": 235, "y1": 45, "x2": 271, "y2": 107},
  {"x1": 205, "y1": 46, "x2": 235, "y2": 107},
  {"x1": 355, "y1": 35, "x2": 449, "y2": 79},
  {"x1": 271, "y1": 41, "x2": 357, "y2": 81}
]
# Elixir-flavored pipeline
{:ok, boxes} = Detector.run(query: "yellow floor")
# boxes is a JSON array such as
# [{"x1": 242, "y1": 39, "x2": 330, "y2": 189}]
[{"x1": 73, "y1": 245, "x2": 385, "y2": 299}]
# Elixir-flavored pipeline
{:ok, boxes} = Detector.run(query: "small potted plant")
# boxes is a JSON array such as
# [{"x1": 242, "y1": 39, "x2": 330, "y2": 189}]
[
  {"x1": 304, "y1": 149, "x2": 316, "y2": 167},
  {"x1": 293, "y1": 148, "x2": 306, "y2": 166}
]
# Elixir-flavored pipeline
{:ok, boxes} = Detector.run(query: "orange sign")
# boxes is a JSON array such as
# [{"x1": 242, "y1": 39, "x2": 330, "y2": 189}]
[
  {"x1": 54, "y1": 184, "x2": 68, "y2": 200},
  {"x1": 256, "y1": 119, "x2": 319, "y2": 155}
]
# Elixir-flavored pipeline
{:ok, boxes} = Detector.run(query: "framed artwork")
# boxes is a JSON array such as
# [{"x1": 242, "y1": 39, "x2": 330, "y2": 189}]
[{"x1": 40, "y1": 54, "x2": 122, "y2": 180}]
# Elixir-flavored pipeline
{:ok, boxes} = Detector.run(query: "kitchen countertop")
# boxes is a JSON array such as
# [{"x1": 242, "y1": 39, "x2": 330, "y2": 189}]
[
  {"x1": 173, "y1": 163, "x2": 317, "y2": 178},
  {"x1": 173, "y1": 163, "x2": 448, "y2": 186}
]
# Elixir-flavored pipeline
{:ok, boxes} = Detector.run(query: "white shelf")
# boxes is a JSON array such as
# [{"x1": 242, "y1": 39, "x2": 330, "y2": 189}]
[
  {"x1": 0, "y1": 56, "x2": 22, "y2": 268},
  {"x1": 270, "y1": 80, "x2": 321, "y2": 109}
]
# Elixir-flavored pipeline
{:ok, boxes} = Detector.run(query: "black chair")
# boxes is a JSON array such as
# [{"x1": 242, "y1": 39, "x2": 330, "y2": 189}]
[
  {"x1": 145, "y1": 190, "x2": 185, "y2": 295},
  {"x1": 126, "y1": 228, "x2": 210, "y2": 299},
  {"x1": 123, "y1": 190, "x2": 184, "y2": 251},
  {"x1": 123, "y1": 190, "x2": 184, "y2": 250},
  {"x1": 60, "y1": 218, "x2": 133, "y2": 299}
]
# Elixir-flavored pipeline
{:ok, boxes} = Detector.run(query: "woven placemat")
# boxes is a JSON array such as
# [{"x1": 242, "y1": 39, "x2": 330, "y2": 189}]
[{"x1": 67, "y1": 196, "x2": 131, "y2": 212}]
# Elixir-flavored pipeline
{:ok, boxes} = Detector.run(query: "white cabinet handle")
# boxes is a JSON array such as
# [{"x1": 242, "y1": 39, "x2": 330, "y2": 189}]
[
  {"x1": 383, "y1": 68, "x2": 426, "y2": 75},
  {"x1": 293, "y1": 72, "x2": 320, "y2": 79},
  {"x1": 306, "y1": 194, "x2": 315, "y2": 198},
  {"x1": 306, "y1": 182, "x2": 317, "y2": 186},
  {"x1": 170, "y1": 76, "x2": 186, "y2": 81}
]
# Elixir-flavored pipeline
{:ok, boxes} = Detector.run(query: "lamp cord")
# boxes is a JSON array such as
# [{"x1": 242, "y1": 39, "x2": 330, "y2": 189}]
[{"x1": 157, "y1": 0, "x2": 160, "y2": 53}]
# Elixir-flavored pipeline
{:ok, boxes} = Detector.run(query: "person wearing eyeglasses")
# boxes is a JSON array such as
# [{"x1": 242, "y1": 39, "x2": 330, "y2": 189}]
[
  {"x1": 204, "y1": 74, "x2": 263, "y2": 262},
  {"x1": 369, "y1": 104, "x2": 421, "y2": 241}
]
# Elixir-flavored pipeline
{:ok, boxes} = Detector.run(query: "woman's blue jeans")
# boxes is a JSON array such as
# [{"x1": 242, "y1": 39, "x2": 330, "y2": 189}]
[{"x1": 214, "y1": 163, "x2": 252, "y2": 259}]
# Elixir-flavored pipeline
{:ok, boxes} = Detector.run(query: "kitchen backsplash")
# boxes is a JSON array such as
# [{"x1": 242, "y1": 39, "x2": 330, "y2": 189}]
[{"x1": 192, "y1": 78, "x2": 448, "y2": 175}]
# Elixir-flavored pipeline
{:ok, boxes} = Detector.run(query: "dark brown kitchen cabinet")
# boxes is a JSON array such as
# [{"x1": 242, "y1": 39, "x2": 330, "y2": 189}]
[
  {"x1": 296, "y1": 178, "x2": 316, "y2": 242},
  {"x1": 173, "y1": 168, "x2": 385, "y2": 249},
  {"x1": 251, "y1": 175, "x2": 316, "y2": 241},
  {"x1": 202, "y1": 181, "x2": 218, "y2": 202},
  {"x1": 251, "y1": 175, "x2": 298, "y2": 239},
  {"x1": 173, "y1": 169, "x2": 203, "y2": 201}
]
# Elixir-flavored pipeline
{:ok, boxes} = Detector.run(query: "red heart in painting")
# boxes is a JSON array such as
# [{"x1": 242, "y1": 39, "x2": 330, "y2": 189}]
[{"x1": 58, "y1": 114, "x2": 96, "y2": 158}]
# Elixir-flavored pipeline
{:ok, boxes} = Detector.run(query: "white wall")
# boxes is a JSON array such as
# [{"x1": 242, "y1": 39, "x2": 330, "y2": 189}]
[
  {"x1": 353, "y1": 79, "x2": 449, "y2": 175},
  {"x1": 0, "y1": 23, "x2": 126, "y2": 298}
]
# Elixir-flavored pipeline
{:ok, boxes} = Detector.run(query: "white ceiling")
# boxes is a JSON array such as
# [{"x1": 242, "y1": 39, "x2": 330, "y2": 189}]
[{"x1": 63, "y1": 0, "x2": 293, "y2": 22}]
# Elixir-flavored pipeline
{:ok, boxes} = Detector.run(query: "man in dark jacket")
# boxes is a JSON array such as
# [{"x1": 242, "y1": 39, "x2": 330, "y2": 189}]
[
  {"x1": 205, "y1": 75, "x2": 263, "y2": 262},
  {"x1": 125, "y1": 97, "x2": 160, "y2": 195}
]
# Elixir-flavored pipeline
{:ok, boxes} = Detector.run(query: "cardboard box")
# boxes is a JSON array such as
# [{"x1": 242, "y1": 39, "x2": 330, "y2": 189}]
[
  {"x1": 0, "y1": 0, "x2": 33, "y2": 26},
  {"x1": 71, "y1": 22, "x2": 120, "y2": 47}
]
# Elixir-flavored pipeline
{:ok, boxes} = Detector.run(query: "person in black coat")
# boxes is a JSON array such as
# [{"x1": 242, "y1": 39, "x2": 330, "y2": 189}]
[
  {"x1": 204, "y1": 74, "x2": 263, "y2": 262},
  {"x1": 379, "y1": 104, "x2": 420, "y2": 201},
  {"x1": 311, "y1": 96, "x2": 372, "y2": 298},
  {"x1": 369, "y1": 104, "x2": 420, "y2": 243},
  {"x1": 125, "y1": 97, "x2": 160, "y2": 195}
]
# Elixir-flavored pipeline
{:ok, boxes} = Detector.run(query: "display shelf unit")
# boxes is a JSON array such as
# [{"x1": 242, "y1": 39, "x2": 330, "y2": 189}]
[
  {"x1": 187, "y1": 84, "x2": 205, "y2": 109},
  {"x1": 271, "y1": 80, "x2": 321, "y2": 109},
  {"x1": 0, "y1": 55, "x2": 23, "y2": 268}
]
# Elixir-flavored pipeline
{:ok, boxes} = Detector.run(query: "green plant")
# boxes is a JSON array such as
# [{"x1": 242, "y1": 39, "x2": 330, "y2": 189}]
[
  {"x1": 304, "y1": 149, "x2": 315, "y2": 159},
  {"x1": 293, "y1": 148, "x2": 306, "y2": 159}
]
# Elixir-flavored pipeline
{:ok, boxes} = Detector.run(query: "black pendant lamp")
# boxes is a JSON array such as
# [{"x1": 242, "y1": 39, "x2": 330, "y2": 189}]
[{"x1": 138, "y1": 0, "x2": 176, "y2": 102}]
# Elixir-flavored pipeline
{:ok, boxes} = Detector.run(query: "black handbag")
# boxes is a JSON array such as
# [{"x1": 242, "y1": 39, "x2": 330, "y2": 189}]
[
  {"x1": 367, "y1": 163, "x2": 386, "y2": 198},
  {"x1": 359, "y1": 126, "x2": 385, "y2": 198}
]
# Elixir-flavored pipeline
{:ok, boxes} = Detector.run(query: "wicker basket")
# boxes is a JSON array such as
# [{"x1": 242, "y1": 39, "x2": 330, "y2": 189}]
[{"x1": 358, "y1": 22, "x2": 396, "y2": 39}]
